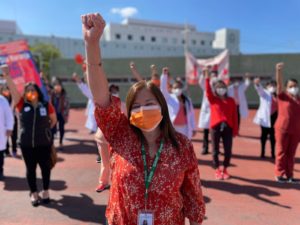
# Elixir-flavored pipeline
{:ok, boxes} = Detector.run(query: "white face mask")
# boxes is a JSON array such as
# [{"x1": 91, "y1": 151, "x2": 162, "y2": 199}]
[
  {"x1": 112, "y1": 93, "x2": 119, "y2": 98},
  {"x1": 287, "y1": 87, "x2": 299, "y2": 96},
  {"x1": 267, "y1": 87, "x2": 276, "y2": 94},
  {"x1": 216, "y1": 88, "x2": 227, "y2": 96},
  {"x1": 172, "y1": 88, "x2": 183, "y2": 97},
  {"x1": 234, "y1": 81, "x2": 240, "y2": 87}
]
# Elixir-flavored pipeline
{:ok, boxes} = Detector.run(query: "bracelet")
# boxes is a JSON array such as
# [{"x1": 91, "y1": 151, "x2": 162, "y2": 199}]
[{"x1": 86, "y1": 62, "x2": 102, "y2": 67}]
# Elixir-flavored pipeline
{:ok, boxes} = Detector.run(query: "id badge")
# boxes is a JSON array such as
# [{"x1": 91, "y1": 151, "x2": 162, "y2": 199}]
[
  {"x1": 40, "y1": 107, "x2": 47, "y2": 116},
  {"x1": 137, "y1": 210, "x2": 154, "y2": 225}
]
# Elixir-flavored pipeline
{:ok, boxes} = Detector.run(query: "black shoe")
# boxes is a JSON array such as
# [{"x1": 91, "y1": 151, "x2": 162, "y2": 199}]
[
  {"x1": 287, "y1": 178, "x2": 299, "y2": 184},
  {"x1": 275, "y1": 176, "x2": 287, "y2": 183},
  {"x1": 42, "y1": 198, "x2": 50, "y2": 204},
  {"x1": 96, "y1": 155, "x2": 101, "y2": 163},
  {"x1": 201, "y1": 148, "x2": 209, "y2": 155}
]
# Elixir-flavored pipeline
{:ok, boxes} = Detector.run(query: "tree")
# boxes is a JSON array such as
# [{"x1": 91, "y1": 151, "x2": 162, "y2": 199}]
[{"x1": 30, "y1": 43, "x2": 61, "y2": 79}]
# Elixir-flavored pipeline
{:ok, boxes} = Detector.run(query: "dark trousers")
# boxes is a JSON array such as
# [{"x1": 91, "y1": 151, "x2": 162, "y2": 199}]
[
  {"x1": 5, "y1": 115, "x2": 18, "y2": 155},
  {"x1": 211, "y1": 123, "x2": 233, "y2": 169},
  {"x1": 260, "y1": 112, "x2": 277, "y2": 158},
  {"x1": 203, "y1": 129, "x2": 209, "y2": 150},
  {"x1": 0, "y1": 150, "x2": 4, "y2": 175},
  {"x1": 237, "y1": 105, "x2": 241, "y2": 131},
  {"x1": 52, "y1": 113, "x2": 65, "y2": 145},
  {"x1": 21, "y1": 146, "x2": 51, "y2": 193}
]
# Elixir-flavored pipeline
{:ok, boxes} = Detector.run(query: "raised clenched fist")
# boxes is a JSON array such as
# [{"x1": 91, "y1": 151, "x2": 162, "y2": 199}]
[
  {"x1": 276, "y1": 62, "x2": 284, "y2": 71},
  {"x1": 253, "y1": 77, "x2": 260, "y2": 85},
  {"x1": 130, "y1": 61, "x2": 136, "y2": 69},
  {"x1": 81, "y1": 13, "x2": 106, "y2": 45},
  {"x1": 0, "y1": 64, "x2": 9, "y2": 77},
  {"x1": 72, "y1": 72, "x2": 81, "y2": 83}
]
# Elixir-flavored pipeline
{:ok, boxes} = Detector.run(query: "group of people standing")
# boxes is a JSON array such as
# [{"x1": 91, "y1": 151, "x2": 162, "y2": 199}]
[{"x1": 0, "y1": 11, "x2": 299, "y2": 225}]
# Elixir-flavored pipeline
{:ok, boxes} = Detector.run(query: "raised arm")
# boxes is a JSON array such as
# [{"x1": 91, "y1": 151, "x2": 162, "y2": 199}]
[
  {"x1": 160, "y1": 67, "x2": 172, "y2": 100},
  {"x1": 204, "y1": 68, "x2": 216, "y2": 103},
  {"x1": 253, "y1": 77, "x2": 268, "y2": 99},
  {"x1": 0, "y1": 64, "x2": 21, "y2": 105},
  {"x1": 81, "y1": 13, "x2": 109, "y2": 107},
  {"x1": 276, "y1": 63, "x2": 284, "y2": 94},
  {"x1": 130, "y1": 62, "x2": 144, "y2": 82},
  {"x1": 72, "y1": 72, "x2": 93, "y2": 99}
]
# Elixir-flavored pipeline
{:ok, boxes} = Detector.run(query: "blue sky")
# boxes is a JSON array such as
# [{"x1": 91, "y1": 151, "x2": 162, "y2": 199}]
[{"x1": 1, "y1": 0, "x2": 299, "y2": 54}]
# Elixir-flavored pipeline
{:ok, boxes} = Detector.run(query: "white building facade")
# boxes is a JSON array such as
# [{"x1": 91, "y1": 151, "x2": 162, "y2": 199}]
[{"x1": 0, "y1": 18, "x2": 240, "y2": 58}]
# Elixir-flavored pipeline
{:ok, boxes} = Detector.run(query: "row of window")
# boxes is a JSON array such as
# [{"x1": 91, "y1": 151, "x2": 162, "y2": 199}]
[{"x1": 115, "y1": 33, "x2": 212, "y2": 46}]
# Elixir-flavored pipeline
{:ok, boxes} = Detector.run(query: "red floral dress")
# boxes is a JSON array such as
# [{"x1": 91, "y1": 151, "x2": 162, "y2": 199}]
[{"x1": 95, "y1": 97, "x2": 205, "y2": 225}]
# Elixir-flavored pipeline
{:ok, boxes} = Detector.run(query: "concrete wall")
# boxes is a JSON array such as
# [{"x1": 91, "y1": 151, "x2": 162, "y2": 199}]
[{"x1": 50, "y1": 53, "x2": 300, "y2": 108}]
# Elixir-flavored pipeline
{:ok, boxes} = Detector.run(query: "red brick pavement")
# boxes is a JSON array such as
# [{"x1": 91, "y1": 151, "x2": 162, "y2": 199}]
[{"x1": 0, "y1": 109, "x2": 299, "y2": 225}]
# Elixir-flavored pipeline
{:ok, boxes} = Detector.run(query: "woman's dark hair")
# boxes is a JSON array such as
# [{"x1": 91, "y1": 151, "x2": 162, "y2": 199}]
[
  {"x1": 266, "y1": 80, "x2": 277, "y2": 87},
  {"x1": 173, "y1": 79, "x2": 190, "y2": 115},
  {"x1": 109, "y1": 84, "x2": 119, "y2": 92},
  {"x1": 24, "y1": 82, "x2": 45, "y2": 102},
  {"x1": 285, "y1": 78, "x2": 298, "y2": 87},
  {"x1": 126, "y1": 80, "x2": 179, "y2": 150},
  {"x1": 52, "y1": 79, "x2": 66, "y2": 95},
  {"x1": 213, "y1": 80, "x2": 228, "y2": 97}
]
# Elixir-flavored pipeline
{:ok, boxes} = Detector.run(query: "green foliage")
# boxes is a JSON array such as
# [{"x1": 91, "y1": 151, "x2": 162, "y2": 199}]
[{"x1": 30, "y1": 43, "x2": 61, "y2": 79}]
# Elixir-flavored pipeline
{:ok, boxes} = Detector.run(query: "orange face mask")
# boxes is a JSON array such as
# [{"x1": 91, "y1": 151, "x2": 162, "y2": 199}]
[
  {"x1": 130, "y1": 105, "x2": 163, "y2": 132},
  {"x1": 26, "y1": 91, "x2": 38, "y2": 102},
  {"x1": 151, "y1": 79, "x2": 160, "y2": 87},
  {"x1": 2, "y1": 90, "x2": 10, "y2": 97}
]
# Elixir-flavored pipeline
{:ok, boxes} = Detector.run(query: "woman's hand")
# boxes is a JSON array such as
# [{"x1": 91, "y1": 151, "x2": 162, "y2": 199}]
[
  {"x1": 72, "y1": 72, "x2": 81, "y2": 83},
  {"x1": 253, "y1": 77, "x2": 260, "y2": 85},
  {"x1": 81, "y1": 13, "x2": 106, "y2": 46}
]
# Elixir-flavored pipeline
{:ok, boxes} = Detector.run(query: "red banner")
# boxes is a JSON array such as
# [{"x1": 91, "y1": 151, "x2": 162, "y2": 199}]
[{"x1": 0, "y1": 40, "x2": 41, "y2": 93}]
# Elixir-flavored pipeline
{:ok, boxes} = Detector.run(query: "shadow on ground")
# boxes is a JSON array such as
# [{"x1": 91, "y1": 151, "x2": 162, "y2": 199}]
[
  {"x1": 42, "y1": 193, "x2": 106, "y2": 224},
  {"x1": 2, "y1": 176, "x2": 67, "y2": 192},
  {"x1": 201, "y1": 179, "x2": 291, "y2": 209}
]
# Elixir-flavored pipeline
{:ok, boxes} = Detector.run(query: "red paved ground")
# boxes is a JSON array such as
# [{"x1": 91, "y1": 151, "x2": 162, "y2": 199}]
[{"x1": 1, "y1": 109, "x2": 300, "y2": 225}]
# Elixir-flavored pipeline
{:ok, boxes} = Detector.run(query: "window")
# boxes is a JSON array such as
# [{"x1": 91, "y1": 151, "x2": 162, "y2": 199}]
[
  {"x1": 115, "y1": 34, "x2": 121, "y2": 40},
  {"x1": 192, "y1": 40, "x2": 197, "y2": 45},
  {"x1": 182, "y1": 40, "x2": 185, "y2": 44},
  {"x1": 201, "y1": 40, "x2": 205, "y2": 46},
  {"x1": 151, "y1": 37, "x2": 156, "y2": 42},
  {"x1": 128, "y1": 34, "x2": 133, "y2": 41},
  {"x1": 162, "y1": 37, "x2": 168, "y2": 43},
  {"x1": 140, "y1": 36, "x2": 145, "y2": 41}
]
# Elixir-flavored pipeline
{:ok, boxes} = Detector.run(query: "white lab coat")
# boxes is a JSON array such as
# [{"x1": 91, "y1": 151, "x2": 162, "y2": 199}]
[
  {"x1": 253, "y1": 84, "x2": 273, "y2": 128},
  {"x1": 160, "y1": 74, "x2": 196, "y2": 139},
  {"x1": 77, "y1": 82, "x2": 98, "y2": 132},
  {"x1": 0, "y1": 96, "x2": 14, "y2": 151},
  {"x1": 198, "y1": 75, "x2": 211, "y2": 129},
  {"x1": 228, "y1": 79, "x2": 250, "y2": 118}
]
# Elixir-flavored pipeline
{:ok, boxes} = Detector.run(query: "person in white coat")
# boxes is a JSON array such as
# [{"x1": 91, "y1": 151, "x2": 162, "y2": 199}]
[
  {"x1": 72, "y1": 72, "x2": 97, "y2": 133},
  {"x1": 253, "y1": 78, "x2": 278, "y2": 158},
  {"x1": 227, "y1": 74, "x2": 250, "y2": 132},
  {"x1": 160, "y1": 67, "x2": 196, "y2": 139},
  {"x1": 0, "y1": 94, "x2": 14, "y2": 180},
  {"x1": 198, "y1": 70, "x2": 219, "y2": 154}
]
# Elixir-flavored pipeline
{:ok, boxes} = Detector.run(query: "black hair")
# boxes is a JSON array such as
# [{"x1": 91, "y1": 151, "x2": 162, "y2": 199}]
[
  {"x1": 285, "y1": 78, "x2": 298, "y2": 87},
  {"x1": 52, "y1": 79, "x2": 66, "y2": 95},
  {"x1": 24, "y1": 82, "x2": 45, "y2": 103},
  {"x1": 266, "y1": 80, "x2": 277, "y2": 87},
  {"x1": 109, "y1": 84, "x2": 119, "y2": 93}
]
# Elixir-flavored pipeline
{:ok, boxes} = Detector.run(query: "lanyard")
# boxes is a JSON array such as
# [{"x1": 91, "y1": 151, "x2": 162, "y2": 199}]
[{"x1": 141, "y1": 140, "x2": 164, "y2": 202}]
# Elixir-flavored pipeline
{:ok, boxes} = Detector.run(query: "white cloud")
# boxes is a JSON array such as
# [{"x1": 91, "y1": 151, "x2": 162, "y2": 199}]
[{"x1": 110, "y1": 7, "x2": 138, "y2": 19}]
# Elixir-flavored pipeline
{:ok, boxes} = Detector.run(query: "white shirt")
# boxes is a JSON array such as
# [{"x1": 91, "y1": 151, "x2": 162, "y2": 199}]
[
  {"x1": 253, "y1": 84, "x2": 274, "y2": 128},
  {"x1": 228, "y1": 79, "x2": 250, "y2": 118},
  {"x1": 160, "y1": 74, "x2": 196, "y2": 139},
  {"x1": 0, "y1": 95, "x2": 14, "y2": 151}
]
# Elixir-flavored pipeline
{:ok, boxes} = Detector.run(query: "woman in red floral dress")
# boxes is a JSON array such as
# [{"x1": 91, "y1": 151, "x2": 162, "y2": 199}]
[{"x1": 81, "y1": 13, "x2": 205, "y2": 225}]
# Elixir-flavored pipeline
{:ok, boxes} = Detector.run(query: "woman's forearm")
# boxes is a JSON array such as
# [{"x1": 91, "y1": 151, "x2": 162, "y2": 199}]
[{"x1": 85, "y1": 43, "x2": 109, "y2": 107}]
